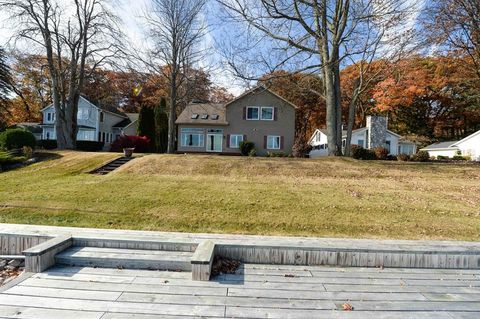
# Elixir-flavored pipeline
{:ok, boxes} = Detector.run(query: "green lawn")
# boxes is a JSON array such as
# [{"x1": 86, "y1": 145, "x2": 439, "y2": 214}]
[{"x1": 0, "y1": 151, "x2": 479, "y2": 240}]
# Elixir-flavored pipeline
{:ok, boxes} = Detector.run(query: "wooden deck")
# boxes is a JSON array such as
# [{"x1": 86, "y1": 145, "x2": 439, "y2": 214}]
[{"x1": 0, "y1": 264, "x2": 478, "y2": 318}]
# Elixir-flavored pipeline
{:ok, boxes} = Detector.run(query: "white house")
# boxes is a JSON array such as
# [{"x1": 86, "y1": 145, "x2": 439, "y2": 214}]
[
  {"x1": 40, "y1": 96, "x2": 138, "y2": 148},
  {"x1": 421, "y1": 130, "x2": 480, "y2": 161},
  {"x1": 309, "y1": 115, "x2": 417, "y2": 157}
]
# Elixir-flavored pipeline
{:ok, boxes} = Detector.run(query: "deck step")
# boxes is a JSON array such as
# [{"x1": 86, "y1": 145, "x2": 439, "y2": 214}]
[{"x1": 55, "y1": 247, "x2": 193, "y2": 271}]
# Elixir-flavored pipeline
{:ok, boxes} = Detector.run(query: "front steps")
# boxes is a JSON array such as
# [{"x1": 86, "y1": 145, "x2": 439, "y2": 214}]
[
  {"x1": 90, "y1": 156, "x2": 133, "y2": 175},
  {"x1": 55, "y1": 246, "x2": 193, "y2": 271}
]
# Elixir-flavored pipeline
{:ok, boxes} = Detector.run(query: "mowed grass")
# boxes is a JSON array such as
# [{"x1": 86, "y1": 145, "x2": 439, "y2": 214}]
[{"x1": 0, "y1": 151, "x2": 479, "y2": 240}]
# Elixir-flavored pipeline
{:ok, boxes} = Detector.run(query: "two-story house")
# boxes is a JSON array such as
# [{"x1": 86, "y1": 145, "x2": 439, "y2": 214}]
[
  {"x1": 40, "y1": 96, "x2": 138, "y2": 149},
  {"x1": 175, "y1": 86, "x2": 297, "y2": 156}
]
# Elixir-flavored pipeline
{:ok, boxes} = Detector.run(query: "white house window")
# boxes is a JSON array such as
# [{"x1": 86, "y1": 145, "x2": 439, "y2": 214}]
[
  {"x1": 78, "y1": 108, "x2": 89, "y2": 120},
  {"x1": 100, "y1": 112, "x2": 104, "y2": 122},
  {"x1": 181, "y1": 128, "x2": 204, "y2": 147},
  {"x1": 358, "y1": 139, "x2": 364, "y2": 147},
  {"x1": 47, "y1": 113, "x2": 51, "y2": 122},
  {"x1": 261, "y1": 107, "x2": 274, "y2": 120},
  {"x1": 46, "y1": 132, "x2": 50, "y2": 140},
  {"x1": 246, "y1": 107, "x2": 259, "y2": 120},
  {"x1": 230, "y1": 135, "x2": 244, "y2": 148},
  {"x1": 267, "y1": 135, "x2": 281, "y2": 150}
]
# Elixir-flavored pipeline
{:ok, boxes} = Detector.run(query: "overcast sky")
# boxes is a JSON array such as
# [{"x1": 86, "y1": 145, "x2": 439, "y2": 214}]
[{"x1": 0, "y1": 0, "x2": 426, "y2": 96}]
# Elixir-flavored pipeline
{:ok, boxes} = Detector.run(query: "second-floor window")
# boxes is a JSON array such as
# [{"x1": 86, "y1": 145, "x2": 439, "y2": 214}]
[
  {"x1": 46, "y1": 112, "x2": 55, "y2": 122},
  {"x1": 78, "y1": 108, "x2": 90, "y2": 120},
  {"x1": 261, "y1": 107, "x2": 274, "y2": 120},
  {"x1": 246, "y1": 106, "x2": 275, "y2": 120},
  {"x1": 246, "y1": 107, "x2": 259, "y2": 120},
  {"x1": 99, "y1": 112, "x2": 104, "y2": 122}
]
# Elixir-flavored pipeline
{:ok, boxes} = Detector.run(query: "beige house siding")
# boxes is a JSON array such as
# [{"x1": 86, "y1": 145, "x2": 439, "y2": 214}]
[
  {"x1": 176, "y1": 88, "x2": 296, "y2": 156},
  {"x1": 224, "y1": 89, "x2": 295, "y2": 156}
]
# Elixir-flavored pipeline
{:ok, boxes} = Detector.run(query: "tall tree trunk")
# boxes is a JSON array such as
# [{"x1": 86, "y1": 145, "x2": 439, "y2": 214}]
[
  {"x1": 167, "y1": 78, "x2": 177, "y2": 154},
  {"x1": 333, "y1": 61, "x2": 343, "y2": 155},
  {"x1": 324, "y1": 64, "x2": 338, "y2": 156},
  {"x1": 345, "y1": 78, "x2": 361, "y2": 156}
]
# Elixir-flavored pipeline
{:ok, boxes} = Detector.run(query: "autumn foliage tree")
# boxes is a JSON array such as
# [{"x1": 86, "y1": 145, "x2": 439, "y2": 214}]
[
  {"x1": 258, "y1": 71, "x2": 325, "y2": 156},
  {"x1": 372, "y1": 56, "x2": 480, "y2": 140}
]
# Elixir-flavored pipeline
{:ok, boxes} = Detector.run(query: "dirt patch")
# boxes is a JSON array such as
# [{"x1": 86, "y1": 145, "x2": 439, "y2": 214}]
[{"x1": 211, "y1": 256, "x2": 241, "y2": 276}]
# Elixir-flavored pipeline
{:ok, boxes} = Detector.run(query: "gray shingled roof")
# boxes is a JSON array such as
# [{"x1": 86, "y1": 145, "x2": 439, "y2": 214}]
[
  {"x1": 422, "y1": 141, "x2": 458, "y2": 150},
  {"x1": 175, "y1": 103, "x2": 228, "y2": 125}
]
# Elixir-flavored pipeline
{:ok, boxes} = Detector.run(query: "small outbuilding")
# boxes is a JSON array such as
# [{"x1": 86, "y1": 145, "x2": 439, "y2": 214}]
[{"x1": 421, "y1": 130, "x2": 480, "y2": 161}]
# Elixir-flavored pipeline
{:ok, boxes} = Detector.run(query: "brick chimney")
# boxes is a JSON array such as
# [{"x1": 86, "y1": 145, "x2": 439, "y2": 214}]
[{"x1": 366, "y1": 115, "x2": 387, "y2": 149}]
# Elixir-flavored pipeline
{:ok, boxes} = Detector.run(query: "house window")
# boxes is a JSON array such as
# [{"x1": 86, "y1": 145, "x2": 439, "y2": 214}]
[
  {"x1": 358, "y1": 139, "x2": 364, "y2": 147},
  {"x1": 46, "y1": 132, "x2": 50, "y2": 140},
  {"x1": 180, "y1": 128, "x2": 204, "y2": 147},
  {"x1": 385, "y1": 140, "x2": 391, "y2": 153},
  {"x1": 78, "y1": 108, "x2": 89, "y2": 120},
  {"x1": 230, "y1": 135, "x2": 244, "y2": 148},
  {"x1": 102, "y1": 132, "x2": 106, "y2": 142},
  {"x1": 267, "y1": 135, "x2": 281, "y2": 150},
  {"x1": 100, "y1": 112, "x2": 104, "y2": 122},
  {"x1": 246, "y1": 107, "x2": 259, "y2": 120},
  {"x1": 47, "y1": 113, "x2": 51, "y2": 122},
  {"x1": 261, "y1": 107, "x2": 274, "y2": 120}
]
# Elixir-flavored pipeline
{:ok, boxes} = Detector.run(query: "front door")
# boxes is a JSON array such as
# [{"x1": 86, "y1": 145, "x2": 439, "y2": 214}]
[{"x1": 206, "y1": 134, "x2": 223, "y2": 152}]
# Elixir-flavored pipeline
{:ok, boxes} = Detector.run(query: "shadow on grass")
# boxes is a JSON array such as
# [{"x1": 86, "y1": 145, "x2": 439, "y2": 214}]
[{"x1": 0, "y1": 151, "x2": 63, "y2": 173}]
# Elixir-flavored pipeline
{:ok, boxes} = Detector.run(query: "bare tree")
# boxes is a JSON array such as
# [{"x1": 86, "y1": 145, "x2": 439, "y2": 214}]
[
  {"x1": 142, "y1": 0, "x2": 207, "y2": 153},
  {"x1": 423, "y1": 0, "x2": 480, "y2": 79},
  {"x1": 217, "y1": 0, "x2": 415, "y2": 156},
  {"x1": 0, "y1": 47, "x2": 12, "y2": 128},
  {"x1": 1, "y1": 0, "x2": 125, "y2": 149}
]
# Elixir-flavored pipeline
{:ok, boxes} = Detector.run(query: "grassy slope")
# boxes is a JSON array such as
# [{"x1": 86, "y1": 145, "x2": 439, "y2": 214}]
[{"x1": 0, "y1": 151, "x2": 479, "y2": 240}]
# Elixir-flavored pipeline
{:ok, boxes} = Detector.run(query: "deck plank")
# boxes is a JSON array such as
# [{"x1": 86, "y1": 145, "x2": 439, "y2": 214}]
[
  {"x1": 0, "y1": 295, "x2": 224, "y2": 317},
  {"x1": 0, "y1": 264, "x2": 479, "y2": 318},
  {"x1": 0, "y1": 305, "x2": 103, "y2": 319}
]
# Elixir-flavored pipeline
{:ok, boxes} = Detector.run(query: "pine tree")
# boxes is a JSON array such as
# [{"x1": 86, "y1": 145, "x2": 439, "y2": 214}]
[
  {"x1": 154, "y1": 97, "x2": 169, "y2": 153},
  {"x1": 137, "y1": 103, "x2": 156, "y2": 152}
]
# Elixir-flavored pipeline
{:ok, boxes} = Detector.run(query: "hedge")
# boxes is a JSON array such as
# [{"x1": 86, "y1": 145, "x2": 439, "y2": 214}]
[
  {"x1": 0, "y1": 129, "x2": 36, "y2": 150},
  {"x1": 38, "y1": 140, "x2": 104, "y2": 151}
]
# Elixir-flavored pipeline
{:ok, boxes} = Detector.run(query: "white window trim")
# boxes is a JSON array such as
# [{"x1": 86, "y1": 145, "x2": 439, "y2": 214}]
[
  {"x1": 267, "y1": 135, "x2": 281, "y2": 150},
  {"x1": 230, "y1": 134, "x2": 244, "y2": 149},
  {"x1": 246, "y1": 106, "x2": 260, "y2": 120},
  {"x1": 260, "y1": 107, "x2": 274, "y2": 121}
]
